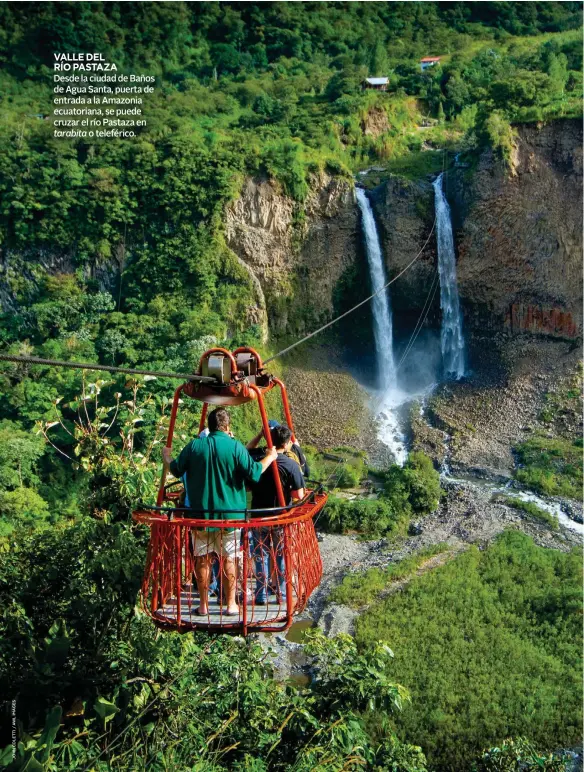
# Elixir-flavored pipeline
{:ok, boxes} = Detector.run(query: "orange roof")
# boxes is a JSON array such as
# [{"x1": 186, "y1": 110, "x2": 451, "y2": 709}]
[{"x1": 420, "y1": 57, "x2": 441, "y2": 62}]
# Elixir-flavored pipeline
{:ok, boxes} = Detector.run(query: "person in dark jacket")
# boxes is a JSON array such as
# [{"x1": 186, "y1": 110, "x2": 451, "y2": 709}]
[
  {"x1": 268, "y1": 419, "x2": 310, "y2": 477},
  {"x1": 247, "y1": 424, "x2": 305, "y2": 604}
]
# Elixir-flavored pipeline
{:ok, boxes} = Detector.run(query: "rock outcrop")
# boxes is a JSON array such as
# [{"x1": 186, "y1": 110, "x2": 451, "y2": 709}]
[
  {"x1": 451, "y1": 119, "x2": 583, "y2": 339},
  {"x1": 225, "y1": 173, "x2": 359, "y2": 335},
  {"x1": 361, "y1": 106, "x2": 390, "y2": 138},
  {"x1": 367, "y1": 176, "x2": 436, "y2": 329}
]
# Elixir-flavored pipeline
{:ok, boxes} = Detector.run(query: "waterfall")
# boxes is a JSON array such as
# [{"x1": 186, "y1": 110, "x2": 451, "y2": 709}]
[
  {"x1": 356, "y1": 188, "x2": 396, "y2": 390},
  {"x1": 356, "y1": 187, "x2": 406, "y2": 465},
  {"x1": 433, "y1": 174, "x2": 466, "y2": 379}
]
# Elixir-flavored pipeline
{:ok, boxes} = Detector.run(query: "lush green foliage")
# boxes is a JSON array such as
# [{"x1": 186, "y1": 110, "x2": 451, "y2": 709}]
[
  {"x1": 354, "y1": 531, "x2": 583, "y2": 771},
  {"x1": 472, "y1": 736, "x2": 569, "y2": 772},
  {"x1": 322, "y1": 494, "x2": 409, "y2": 539},
  {"x1": 303, "y1": 446, "x2": 367, "y2": 490},
  {"x1": 329, "y1": 544, "x2": 448, "y2": 608},
  {"x1": 514, "y1": 434, "x2": 582, "y2": 499},
  {"x1": 320, "y1": 451, "x2": 440, "y2": 538},
  {"x1": 384, "y1": 452, "x2": 442, "y2": 515},
  {"x1": 0, "y1": 420, "x2": 49, "y2": 534},
  {"x1": 0, "y1": 514, "x2": 428, "y2": 770}
]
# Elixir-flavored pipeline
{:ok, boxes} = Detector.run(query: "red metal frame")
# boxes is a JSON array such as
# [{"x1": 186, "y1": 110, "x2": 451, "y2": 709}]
[
  {"x1": 135, "y1": 347, "x2": 326, "y2": 635},
  {"x1": 273, "y1": 377, "x2": 296, "y2": 442},
  {"x1": 133, "y1": 495, "x2": 326, "y2": 635},
  {"x1": 157, "y1": 385, "x2": 183, "y2": 507},
  {"x1": 232, "y1": 346, "x2": 264, "y2": 369}
]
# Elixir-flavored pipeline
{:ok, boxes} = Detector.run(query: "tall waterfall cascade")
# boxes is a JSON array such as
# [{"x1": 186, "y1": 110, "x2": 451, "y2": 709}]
[
  {"x1": 355, "y1": 188, "x2": 396, "y2": 390},
  {"x1": 433, "y1": 174, "x2": 466, "y2": 379},
  {"x1": 356, "y1": 188, "x2": 406, "y2": 465}
]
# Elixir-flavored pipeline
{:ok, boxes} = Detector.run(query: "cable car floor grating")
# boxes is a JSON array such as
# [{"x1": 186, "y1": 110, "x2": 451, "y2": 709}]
[{"x1": 155, "y1": 589, "x2": 298, "y2": 626}]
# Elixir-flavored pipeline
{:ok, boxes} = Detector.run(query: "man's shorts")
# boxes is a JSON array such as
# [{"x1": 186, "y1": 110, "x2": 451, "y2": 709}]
[{"x1": 191, "y1": 528, "x2": 241, "y2": 559}]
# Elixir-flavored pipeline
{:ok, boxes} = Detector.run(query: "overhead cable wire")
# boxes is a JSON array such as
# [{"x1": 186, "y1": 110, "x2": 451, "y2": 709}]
[
  {"x1": 369, "y1": 269, "x2": 440, "y2": 418},
  {"x1": 0, "y1": 218, "x2": 435, "y2": 381},
  {"x1": 396, "y1": 270, "x2": 440, "y2": 372},
  {"x1": 0, "y1": 354, "x2": 215, "y2": 382},
  {"x1": 0, "y1": 191, "x2": 439, "y2": 380}
]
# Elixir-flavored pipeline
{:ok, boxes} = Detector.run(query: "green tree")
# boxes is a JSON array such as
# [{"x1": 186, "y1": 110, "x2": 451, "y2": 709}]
[
  {"x1": 370, "y1": 40, "x2": 389, "y2": 76},
  {"x1": 402, "y1": 451, "x2": 441, "y2": 513},
  {"x1": 480, "y1": 110, "x2": 517, "y2": 165},
  {"x1": 547, "y1": 52, "x2": 569, "y2": 94},
  {"x1": 0, "y1": 487, "x2": 49, "y2": 527},
  {"x1": 0, "y1": 421, "x2": 45, "y2": 490}
]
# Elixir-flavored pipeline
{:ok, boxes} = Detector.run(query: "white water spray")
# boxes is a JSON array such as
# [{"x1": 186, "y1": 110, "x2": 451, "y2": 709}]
[
  {"x1": 356, "y1": 188, "x2": 406, "y2": 464},
  {"x1": 433, "y1": 174, "x2": 466, "y2": 379}
]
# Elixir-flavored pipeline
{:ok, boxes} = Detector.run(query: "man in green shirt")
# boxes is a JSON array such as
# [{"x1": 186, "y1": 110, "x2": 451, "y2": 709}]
[{"x1": 162, "y1": 407, "x2": 276, "y2": 616}]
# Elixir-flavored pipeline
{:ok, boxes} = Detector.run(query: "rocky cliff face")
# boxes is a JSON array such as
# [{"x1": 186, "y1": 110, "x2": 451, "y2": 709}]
[
  {"x1": 367, "y1": 177, "x2": 436, "y2": 330},
  {"x1": 225, "y1": 174, "x2": 359, "y2": 336},
  {"x1": 367, "y1": 119, "x2": 582, "y2": 343},
  {"x1": 451, "y1": 118, "x2": 583, "y2": 339}
]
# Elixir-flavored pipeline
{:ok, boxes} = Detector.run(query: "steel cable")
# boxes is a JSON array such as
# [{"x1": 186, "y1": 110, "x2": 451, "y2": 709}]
[
  {"x1": 0, "y1": 354, "x2": 215, "y2": 382},
  {"x1": 0, "y1": 210, "x2": 436, "y2": 379}
]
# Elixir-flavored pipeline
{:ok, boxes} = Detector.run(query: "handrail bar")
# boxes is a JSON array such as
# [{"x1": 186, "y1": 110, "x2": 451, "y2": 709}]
[
  {"x1": 145, "y1": 480, "x2": 325, "y2": 517},
  {"x1": 133, "y1": 510, "x2": 320, "y2": 528},
  {"x1": 133, "y1": 491, "x2": 327, "y2": 528}
]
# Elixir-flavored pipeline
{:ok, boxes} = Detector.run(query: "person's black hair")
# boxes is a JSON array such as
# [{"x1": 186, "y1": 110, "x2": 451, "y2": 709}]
[
  {"x1": 271, "y1": 424, "x2": 292, "y2": 449},
  {"x1": 208, "y1": 408, "x2": 230, "y2": 432}
]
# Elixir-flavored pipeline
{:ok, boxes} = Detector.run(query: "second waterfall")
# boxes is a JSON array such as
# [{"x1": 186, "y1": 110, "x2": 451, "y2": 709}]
[{"x1": 433, "y1": 173, "x2": 466, "y2": 380}]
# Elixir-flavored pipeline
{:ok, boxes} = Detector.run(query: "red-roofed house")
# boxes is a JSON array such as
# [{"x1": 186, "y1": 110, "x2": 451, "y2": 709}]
[{"x1": 420, "y1": 56, "x2": 441, "y2": 72}]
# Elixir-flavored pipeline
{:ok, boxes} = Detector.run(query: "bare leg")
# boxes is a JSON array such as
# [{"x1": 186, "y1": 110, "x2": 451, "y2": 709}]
[
  {"x1": 222, "y1": 557, "x2": 239, "y2": 614},
  {"x1": 194, "y1": 555, "x2": 211, "y2": 614}
]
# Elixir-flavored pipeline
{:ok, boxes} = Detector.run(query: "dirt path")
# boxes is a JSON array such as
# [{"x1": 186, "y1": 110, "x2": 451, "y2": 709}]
[{"x1": 370, "y1": 547, "x2": 465, "y2": 605}]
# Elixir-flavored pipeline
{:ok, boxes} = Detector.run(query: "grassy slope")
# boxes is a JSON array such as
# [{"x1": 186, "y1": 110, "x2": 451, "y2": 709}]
[{"x1": 355, "y1": 531, "x2": 583, "y2": 771}]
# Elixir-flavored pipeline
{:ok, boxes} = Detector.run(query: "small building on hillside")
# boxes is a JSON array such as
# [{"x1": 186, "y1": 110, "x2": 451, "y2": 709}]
[
  {"x1": 362, "y1": 77, "x2": 389, "y2": 91},
  {"x1": 420, "y1": 57, "x2": 441, "y2": 71}
]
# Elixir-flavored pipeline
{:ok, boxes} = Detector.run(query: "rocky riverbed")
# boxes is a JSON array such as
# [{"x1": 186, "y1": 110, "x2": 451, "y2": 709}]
[{"x1": 413, "y1": 337, "x2": 581, "y2": 478}]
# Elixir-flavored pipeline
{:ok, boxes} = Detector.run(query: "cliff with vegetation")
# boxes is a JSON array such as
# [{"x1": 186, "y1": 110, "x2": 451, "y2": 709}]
[
  {"x1": 225, "y1": 173, "x2": 358, "y2": 336},
  {"x1": 222, "y1": 117, "x2": 583, "y2": 351}
]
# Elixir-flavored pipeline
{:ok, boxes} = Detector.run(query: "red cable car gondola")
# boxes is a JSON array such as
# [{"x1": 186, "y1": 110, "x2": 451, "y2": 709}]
[{"x1": 133, "y1": 347, "x2": 327, "y2": 635}]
